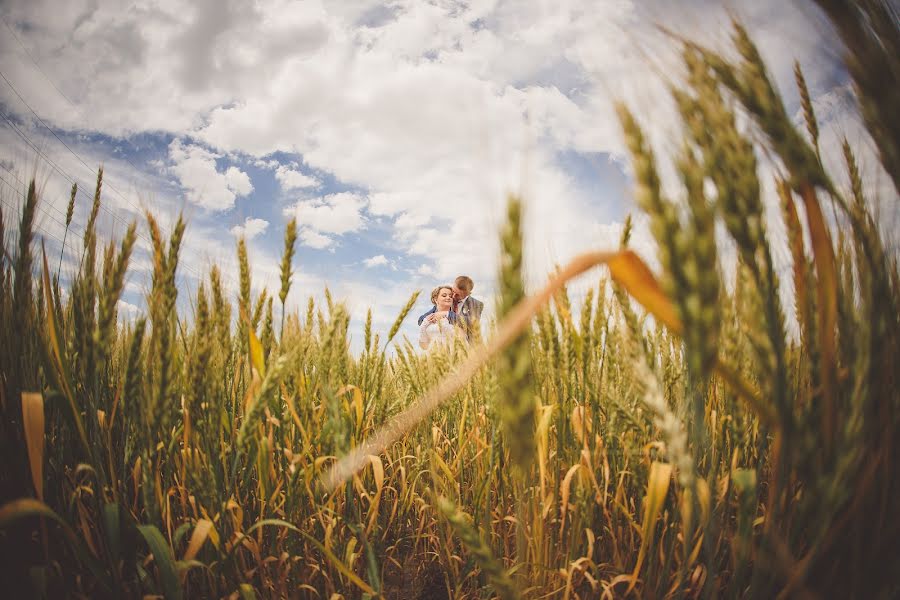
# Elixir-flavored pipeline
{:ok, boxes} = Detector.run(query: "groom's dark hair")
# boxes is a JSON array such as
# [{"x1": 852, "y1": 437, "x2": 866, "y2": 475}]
[{"x1": 455, "y1": 275, "x2": 474, "y2": 292}]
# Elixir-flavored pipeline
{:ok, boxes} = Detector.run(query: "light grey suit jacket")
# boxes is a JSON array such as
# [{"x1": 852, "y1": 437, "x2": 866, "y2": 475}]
[{"x1": 457, "y1": 296, "x2": 484, "y2": 340}]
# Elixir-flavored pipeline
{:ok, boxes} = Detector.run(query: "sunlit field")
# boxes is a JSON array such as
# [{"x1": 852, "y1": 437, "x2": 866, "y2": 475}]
[{"x1": 1, "y1": 6, "x2": 898, "y2": 600}]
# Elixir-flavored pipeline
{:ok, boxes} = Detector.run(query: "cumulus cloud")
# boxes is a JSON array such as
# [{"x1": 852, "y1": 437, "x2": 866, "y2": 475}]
[
  {"x1": 363, "y1": 254, "x2": 388, "y2": 267},
  {"x1": 0, "y1": 0, "x2": 332, "y2": 136},
  {"x1": 224, "y1": 166, "x2": 253, "y2": 195},
  {"x1": 6, "y1": 0, "x2": 853, "y2": 278},
  {"x1": 299, "y1": 227, "x2": 334, "y2": 249},
  {"x1": 116, "y1": 299, "x2": 142, "y2": 321},
  {"x1": 296, "y1": 193, "x2": 366, "y2": 234},
  {"x1": 275, "y1": 165, "x2": 319, "y2": 190},
  {"x1": 230, "y1": 217, "x2": 269, "y2": 240},
  {"x1": 168, "y1": 139, "x2": 254, "y2": 211},
  {"x1": 187, "y1": 0, "x2": 662, "y2": 284},
  {"x1": 285, "y1": 192, "x2": 367, "y2": 250}
]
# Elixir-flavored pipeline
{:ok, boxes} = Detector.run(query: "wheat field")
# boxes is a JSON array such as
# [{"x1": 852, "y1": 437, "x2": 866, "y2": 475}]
[{"x1": 0, "y1": 8, "x2": 898, "y2": 600}]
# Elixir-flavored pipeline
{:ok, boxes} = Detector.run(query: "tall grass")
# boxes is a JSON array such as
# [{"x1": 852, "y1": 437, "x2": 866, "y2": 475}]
[{"x1": 1, "y1": 7, "x2": 898, "y2": 599}]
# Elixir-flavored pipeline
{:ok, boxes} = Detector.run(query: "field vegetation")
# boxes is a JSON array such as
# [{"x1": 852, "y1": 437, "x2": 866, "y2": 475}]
[{"x1": 0, "y1": 4, "x2": 898, "y2": 599}]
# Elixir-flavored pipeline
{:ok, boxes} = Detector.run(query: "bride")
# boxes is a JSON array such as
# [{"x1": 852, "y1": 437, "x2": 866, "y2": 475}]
[{"x1": 418, "y1": 285, "x2": 462, "y2": 350}]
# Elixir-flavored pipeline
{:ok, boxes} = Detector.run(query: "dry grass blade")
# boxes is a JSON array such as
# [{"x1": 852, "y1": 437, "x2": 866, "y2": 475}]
[
  {"x1": 607, "y1": 250, "x2": 681, "y2": 334},
  {"x1": 560, "y1": 463, "x2": 582, "y2": 535},
  {"x1": 627, "y1": 461, "x2": 673, "y2": 595},
  {"x1": 21, "y1": 392, "x2": 44, "y2": 501},
  {"x1": 183, "y1": 519, "x2": 213, "y2": 562},
  {"x1": 436, "y1": 495, "x2": 519, "y2": 600}
]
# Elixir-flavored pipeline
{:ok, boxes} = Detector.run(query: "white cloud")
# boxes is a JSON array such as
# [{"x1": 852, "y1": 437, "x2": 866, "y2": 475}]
[
  {"x1": 0, "y1": 0, "x2": 332, "y2": 136},
  {"x1": 224, "y1": 166, "x2": 253, "y2": 196},
  {"x1": 230, "y1": 217, "x2": 269, "y2": 240},
  {"x1": 286, "y1": 192, "x2": 367, "y2": 236},
  {"x1": 116, "y1": 299, "x2": 142, "y2": 321},
  {"x1": 186, "y1": 1, "x2": 652, "y2": 284},
  {"x1": 299, "y1": 227, "x2": 334, "y2": 249},
  {"x1": 168, "y1": 139, "x2": 254, "y2": 211},
  {"x1": 275, "y1": 165, "x2": 319, "y2": 190},
  {"x1": 254, "y1": 158, "x2": 280, "y2": 169},
  {"x1": 363, "y1": 254, "x2": 388, "y2": 267}
]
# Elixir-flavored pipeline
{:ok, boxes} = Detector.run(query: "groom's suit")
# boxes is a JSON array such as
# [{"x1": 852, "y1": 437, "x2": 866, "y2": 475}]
[{"x1": 455, "y1": 295, "x2": 484, "y2": 340}]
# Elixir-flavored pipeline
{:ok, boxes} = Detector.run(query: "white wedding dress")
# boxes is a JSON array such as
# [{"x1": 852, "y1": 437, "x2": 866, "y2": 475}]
[{"x1": 419, "y1": 317, "x2": 459, "y2": 350}]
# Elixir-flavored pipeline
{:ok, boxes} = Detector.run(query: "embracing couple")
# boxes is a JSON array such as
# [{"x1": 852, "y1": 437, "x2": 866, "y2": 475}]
[{"x1": 418, "y1": 275, "x2": 484, "y2": 350}]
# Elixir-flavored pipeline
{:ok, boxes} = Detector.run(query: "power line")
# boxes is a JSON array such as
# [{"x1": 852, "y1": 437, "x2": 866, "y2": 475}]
[
  {"x1": 0, "y1": 169, "x2": 98, "y2": 268},
  {"x1": 0, "y1": 69, "x2": 93, "y2": 174},
  {"x1": 1, "y1": 171, "x2": 191, "y2": 302},
  {"x1": 0, "y1": 68, "x2": 167, "y2": 237},
  {"x1": 0, "y1": 163, "x2": 80, "y2": 233},
  {"x1": 0, "y1": 166, "x2": 81, "y2": 234},
  {"x1": 0, "y1": 174, "x2": 76, "y2": 251},
  {"x1": 1, "y1": 15, "x2": 146, "y2": 177},
  {"x1": 1, "y1": 15, "x2": 76, "y2": 108},
  {"x1": 1, "y1": 152, "x2": 214, "y2": 316},
  {"x1": 0, "y1": 157, "x2": 209, "y2": 294},
  {"x1": 0, "y1": 66, "x2": 154, "y2": 224},
  {"x1": 0, "y1": 109, "x2": 217, "y2": 286},
  {"x1": 0, "y1": 185, "x2": 141, "y2": 301},
  {"x1": 1, "y1": 109, "x2": 147, "y2": 237},
  {"x1": 0, "y1": 37, "x2": 240, "y2": 291}
]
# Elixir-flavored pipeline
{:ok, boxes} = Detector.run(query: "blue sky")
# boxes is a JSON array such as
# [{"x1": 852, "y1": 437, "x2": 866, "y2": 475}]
[{"x1": 0, "y1": 0, "x2": 887, "y2": 352}]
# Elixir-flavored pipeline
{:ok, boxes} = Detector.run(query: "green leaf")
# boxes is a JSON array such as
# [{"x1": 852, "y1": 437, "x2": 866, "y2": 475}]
[
  {"x1": 137, "y1": 524, "x2": 183, "y2": 600},
  {"x1": 172, "y1": 521, "x2": 193, "y2": 550},
  {"x1": 239, "y1": 583, "x2": 258, "y2": 600},
  {"x1": 361, "y1": 530, "x2": 381, "y2": 594},
  {"x1": 103, "y1": 502, "x2": 121, "y2": 564},
  {"x1": 175, "y1": 559, "x2": 209, "y2": 574},
  {"x1": 732, "y1": 468, "x2": 757, "y2": 494},
  {"x1": 40, "y1": 245, "x2": 91, "y2": 460}
]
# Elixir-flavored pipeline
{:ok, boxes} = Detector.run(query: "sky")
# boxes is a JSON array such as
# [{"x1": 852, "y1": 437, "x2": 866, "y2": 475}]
[{"x1": 0, "y1": 0, "x2": 893, "y2": 353}]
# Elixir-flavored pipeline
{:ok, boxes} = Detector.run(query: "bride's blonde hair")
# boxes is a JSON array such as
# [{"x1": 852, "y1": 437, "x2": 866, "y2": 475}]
[{"x1": 430, "y1": 285, "x2": 454, "y2": 304}]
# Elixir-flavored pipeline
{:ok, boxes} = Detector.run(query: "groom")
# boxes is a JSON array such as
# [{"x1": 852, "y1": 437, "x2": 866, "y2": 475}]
[{"x1": 418, "y1": 275, "x2": 484, "y2": 341}]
